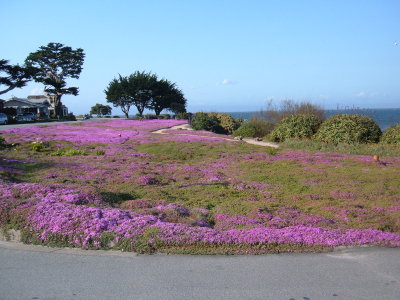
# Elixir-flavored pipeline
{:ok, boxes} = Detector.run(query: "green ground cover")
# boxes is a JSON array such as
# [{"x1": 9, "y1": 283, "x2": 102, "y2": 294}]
[{"x1": 1, "y1": 119, "x2": 399, "y2": 254}]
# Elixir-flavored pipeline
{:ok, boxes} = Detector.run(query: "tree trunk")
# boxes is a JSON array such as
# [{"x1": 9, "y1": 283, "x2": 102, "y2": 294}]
[
  {"x1": 121, "y1": 106, "x2": 130, "y2": 118},
  {"x1": 49, "y1": 94, "x2": 63, "y2": 118},
  {"x1": 155, "y1": 107, "x2": 162, "y2": 116}
]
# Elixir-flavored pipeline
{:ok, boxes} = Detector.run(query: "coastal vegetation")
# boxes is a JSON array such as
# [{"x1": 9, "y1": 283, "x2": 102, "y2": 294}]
[
  {"x1": 381, "y1": 124, "x2": 400, "y2": 145},
  {"x1": 191, "y1": 112, "x2": 242, "y2": 134},
  {"x1": 314, "y1": 114, "x2": 382, "y2": 144},
  {"x1": 270, "y1": 114, "x2": 322, "y2": 142},
  {"x1": 90, "y1": 103, "x2": 112, "y2": 117},
  {"x1": 104, "y1": 71, "x2": 187, "y2": 118},
  {"x1": 1, "y1": 119, "x2": 399, "y2": 254},
  {"x1": 258, "y1": 99, "x2": 325, "y2": 124},
  {"x1": 232, "y1": 118, "x2": 273, "y2": 138}
]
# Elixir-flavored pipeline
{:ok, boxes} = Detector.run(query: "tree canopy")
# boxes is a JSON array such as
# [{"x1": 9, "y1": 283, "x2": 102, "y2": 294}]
[
  {"x1": 90, "y1": 103, "x2": 112, "y2": 117},
  {"x1": 149, "y1": 79, "x2": 186, "y2": 115},
  {"x1": 105, "y1": 71, "x2": 187, "y2": 118},
  {"x1": 104, "y1": 75, "x2": 133, "y2": 118},
  {"x1": 25, "y1": 42, "x2": 85, "y2": 117},
  {"x1": 0, "y1": 59, "x2": 32, "y2": 95}
]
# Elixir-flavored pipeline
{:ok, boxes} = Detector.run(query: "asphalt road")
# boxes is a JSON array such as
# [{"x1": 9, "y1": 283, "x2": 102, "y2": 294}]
[{"x1": 0, "y1": 242, "x2": 399, "y2": 300}]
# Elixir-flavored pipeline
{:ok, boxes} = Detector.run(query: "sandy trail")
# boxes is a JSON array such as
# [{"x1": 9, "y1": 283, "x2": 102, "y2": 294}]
[{"x1": 152, "y1": 123, "x2": 279, "y2": 148}]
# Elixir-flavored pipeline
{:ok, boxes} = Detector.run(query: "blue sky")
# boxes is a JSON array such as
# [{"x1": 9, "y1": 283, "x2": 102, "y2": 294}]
[{"x1": 1, "y1": 0, "x2": 400, "y2": 115}]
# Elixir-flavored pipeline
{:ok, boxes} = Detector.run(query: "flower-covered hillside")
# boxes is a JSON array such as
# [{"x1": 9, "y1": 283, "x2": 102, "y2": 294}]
[{"x1": 1, "y1": 119, "x2": 400, "y2": 254}]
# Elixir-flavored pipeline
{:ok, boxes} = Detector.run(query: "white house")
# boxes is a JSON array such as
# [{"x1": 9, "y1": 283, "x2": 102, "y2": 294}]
[
  {"x1": 4, "y1": 95, "x2": 68, "y2": 118},
  {"x1": 4, "y1": 97, "x2": 50, "y2": 118}
]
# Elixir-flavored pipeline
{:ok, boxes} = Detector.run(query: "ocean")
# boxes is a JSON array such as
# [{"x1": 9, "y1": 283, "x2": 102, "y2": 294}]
[{"x1": 226, "y1": 108, "x2": 400, "y2": 131}]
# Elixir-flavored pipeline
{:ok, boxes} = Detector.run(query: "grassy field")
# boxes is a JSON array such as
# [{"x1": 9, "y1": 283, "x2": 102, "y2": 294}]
[{"x1": 1, "y1": 119, "x2": 399, "y2": 254}]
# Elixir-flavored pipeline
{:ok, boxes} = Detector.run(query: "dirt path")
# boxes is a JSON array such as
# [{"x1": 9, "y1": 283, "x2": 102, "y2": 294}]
[
  {"x1": 152, "y1": 123, "x2": 194, "y2": 134},
  {"x1": 152, "y1": 123, "x2": 279, "y2": 148},
  {"x1": 242, "y1": 138, "x2": 279, "y2": 148}
]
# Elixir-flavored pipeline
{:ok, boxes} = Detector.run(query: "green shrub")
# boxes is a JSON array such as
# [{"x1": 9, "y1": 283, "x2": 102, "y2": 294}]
[
  {"x1": 191, "y1": 112, "x2": 223, "y2": 133},
  {"x1": 208, "y1": 113, "x2": 240, "y2": 134},
  {"x1": 315, "y1": 114, "x2": 382, "y2": 144},
  {"x1": 381, "y1": 124, "x2": 400, "y2": 145},
  {"x1": 233, "y1": 118, "x2": 274, "y2": 138},
  {"x1": 31, "y1": 142, "x2": 46, "y2": 152},
  {"x1": 50, "y1": 148, "x2": 89, "y2": 156},
  {"x1": 134, "y1": 114, "x2": 144, "y2": 120},
  {"x1": 144, "y1": 114, "x2": 157, "y2": 120},
  {"x1": 260, "y1": 99, "x2": 325, "y2": 124},
  {"x1": 191, "y1": 112, "x2": 243, "y2": 134},
  {"x1": 95, "y1": 150, "x2": 106, "y2": 155},
  {"x1": 190, "y1": 112, "x2": 208, "y2": 130},
  {"x1": 157, "y1": 114, "x2": 171, "y2": 119},
  {"x1": 64, "y1": 113, "x2": 76, "y2": 121},
  {"x1": 176, "y1": 112, "x2": 188, "y2": 120},
  {"x1": 270, "y1": 114, "x2": 322, "y2": 142},
  {"x1": 232, "y1": 122, "x2": 256, "y2": 137}
]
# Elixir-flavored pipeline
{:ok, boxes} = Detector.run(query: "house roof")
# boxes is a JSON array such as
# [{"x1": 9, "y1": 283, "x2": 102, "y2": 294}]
[
  {"x1": 27, "y1": 95, "x2": 50, "y2": 104},
  {"x1": 4, "y1": 98, "x2": 49, "y2": 108}
]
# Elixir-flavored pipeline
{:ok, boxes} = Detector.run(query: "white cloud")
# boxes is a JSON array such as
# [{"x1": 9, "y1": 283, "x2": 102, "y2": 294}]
[
  {"x1": 221, "y1": 79, "x2": 235, "y2": 85},
  {"x1": 356, "y1": 92, "x2": 365, "y2": 97}
]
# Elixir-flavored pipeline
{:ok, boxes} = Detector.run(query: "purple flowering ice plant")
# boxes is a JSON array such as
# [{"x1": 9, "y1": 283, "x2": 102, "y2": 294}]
[
  {"x1": 1, "y1": 119, "x2": 187, "y2": 145},
  {"x1": 1, "y1": 119, "x2": 400, "y2": 252},
  {"x1": 1, "y1": 181, "x2": 400, "y2": 250}
]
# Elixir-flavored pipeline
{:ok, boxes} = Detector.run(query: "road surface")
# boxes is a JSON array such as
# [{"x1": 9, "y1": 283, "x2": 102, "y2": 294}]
[{"x1": 0, "y1": 241, "x2": 399, "y2": 300}]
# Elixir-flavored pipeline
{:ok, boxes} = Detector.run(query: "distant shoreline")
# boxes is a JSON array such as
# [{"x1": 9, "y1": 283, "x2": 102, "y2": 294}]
[{"x1": 226, "y1": 108, "x2": 400, "y2": 131}]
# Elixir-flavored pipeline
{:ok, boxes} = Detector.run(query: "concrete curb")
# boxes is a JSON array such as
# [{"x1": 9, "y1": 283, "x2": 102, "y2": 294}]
[
  {"x1": 0, "y1": 229, "x2": 138, "y2": 257},
  {"x1": 0, "y1": 240, "x2": 138, "y2": 257}
]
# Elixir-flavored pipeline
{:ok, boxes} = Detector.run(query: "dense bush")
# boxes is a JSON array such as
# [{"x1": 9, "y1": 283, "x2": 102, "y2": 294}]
[
  {"x1": 31, "y1": 142, "x2": 46, "y2": 152},
  {"x1": 143, "y1": 114, "x2": 158, "y2": 120},
  {"x1": 63, "y1": 113, "x2": 76, "y2": 121},
  {"x1": 157, "y1": 114, "x2": 171, "y2": 119},
  {"x1": 176, "y1": 112, "x2": 189, "y2": 120},
  {"x1": 259, "y1": 99, "x2": 325, "y2": 124},
  {"x1": 270, "y1": 114, "x2": 322, "y2": 142},
  {"x1": 315, "y1": 114, "x2": 381, "y2": 144},
  {"x1": 233, "y1": 118, "x2": 274, "y2": 138},
  {"x1": 190, "y1": 112, "x2": 207, "y2": 130},
  {"x1": 208, "y1": 113, "x2": 241, "y2": 134},
  {"x1": 232, "y1": 122, "x2": 256, "y2": 137},
  {"x1": 381, "y1": 124, "x2": 400, "y2": 145},
  {"x1": 191, "y1": 112, "x2": 223, "y2": 133},
  {"x1": 191, "y1": 112, "x2": 243, "y2": 134}
]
